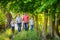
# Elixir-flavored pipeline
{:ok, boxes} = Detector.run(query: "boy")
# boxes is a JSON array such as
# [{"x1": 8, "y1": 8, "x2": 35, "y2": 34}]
[{"x1": 29, "y1": 17, "x2": 34, "y2": 30}]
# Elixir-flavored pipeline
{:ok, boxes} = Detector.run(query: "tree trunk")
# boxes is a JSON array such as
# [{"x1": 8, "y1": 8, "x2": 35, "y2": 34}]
[
  {"x1": 42, "y1": 12, "x2": 47, "y2": 40},
  {"x1": 54, "y1": 13, "x2": 59, "y2": 38},
  {"x1": 35, "y1": 15, "x2": 39, "y2": 33},
  {"x1": 49, "y1": 13, "x2": 53, "y2": 38},
  {"x1": 57, "y1": 13, "x2": 60, "y2": 36},
  {"x1": 58, "y1": 19, "x2": 60, "y2": 36},
  {"x1": 52, "y1": 13, "x2": 55, "y2": 37},
  {"x1": 35, "y1": 14, "x2": 40, "y2": 40}
]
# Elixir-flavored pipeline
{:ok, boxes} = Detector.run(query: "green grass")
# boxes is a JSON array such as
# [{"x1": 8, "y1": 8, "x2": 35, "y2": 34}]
[
  {"x1": 14, "y1": 29, "x2": 60, "y2": 40},
  {"x1": 14, "y1": 29, "x2": 40, "y2": 40},
  {"x1": 0, "y1": 28, "x2": 60, "y2": 40}
]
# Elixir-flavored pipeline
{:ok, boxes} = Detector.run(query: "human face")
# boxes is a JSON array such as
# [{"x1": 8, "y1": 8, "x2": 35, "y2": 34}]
[{"x1": 17, "y1": 13, "x2": 20, "y2": 17}]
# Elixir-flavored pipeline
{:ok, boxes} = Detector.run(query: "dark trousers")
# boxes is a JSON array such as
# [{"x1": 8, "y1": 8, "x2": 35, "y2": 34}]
[
  {"x1": 24, "y1": 23, "x2": 28, "y2": 31},
  {"x1": 12, "y1": 27, "x2": 15, "y2": 34},
  {"x1": 17, "y1": 23, "x2": 21, "y2": 32}
]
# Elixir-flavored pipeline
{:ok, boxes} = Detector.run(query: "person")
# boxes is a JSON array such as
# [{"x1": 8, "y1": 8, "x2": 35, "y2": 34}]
[
  {"x1": 10, "y1": 18, "x2": 15, "y2": 34},
  {"x1": 29, "y1": 17, "x2": 34, "y2": 30},
  {"x1": 23, "y1": 13, "x2": 29, "y2": 31},
  {"x1": 16, "y1": 13, "x2": 22, "y2": 32}
]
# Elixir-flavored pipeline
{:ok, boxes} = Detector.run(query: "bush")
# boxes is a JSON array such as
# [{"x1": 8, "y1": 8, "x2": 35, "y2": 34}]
[
  {"x1": 0, "y1": 28, "x2": 13, "y2": 40},
  {"x1": 0, "y1": 13, "x2": 7, "y2": 31}
]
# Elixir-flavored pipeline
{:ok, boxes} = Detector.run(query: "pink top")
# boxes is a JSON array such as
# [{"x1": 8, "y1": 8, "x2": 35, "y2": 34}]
[{"x1": 23, "y1": 14, "x2": 29, "y2": 23}]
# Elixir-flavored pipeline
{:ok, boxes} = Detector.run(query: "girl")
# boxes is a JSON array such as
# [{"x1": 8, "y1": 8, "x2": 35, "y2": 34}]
[{"x1": 10, "y1": 18, "x2": 15, "y2": 34}]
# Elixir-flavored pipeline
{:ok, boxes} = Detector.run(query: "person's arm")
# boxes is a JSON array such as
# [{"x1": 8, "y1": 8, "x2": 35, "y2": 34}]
[
  {"x1": 22, "y1": 16, "x2": 24, "y2": 21},
  {"x1": 21, "y1": 17, "x2": 22, "y2": 23},
  {"x1": 27, "y1": 15, "x2": 29, "y2": 21},
  {"x1": 10, "y1": 21, "x2": 12, "y2": 25},
  {"x1": 33, "y1": 19, "x2": 34, "y2": 25}
]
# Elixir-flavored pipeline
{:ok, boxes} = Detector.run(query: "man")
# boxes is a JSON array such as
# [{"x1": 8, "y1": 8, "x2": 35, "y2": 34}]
[
  {"x1": 23, "y1": 13, "x2": 29, "y2": 31},
  {"x1": 16, "y1": 13, "x2": 22, "y2": 32}
]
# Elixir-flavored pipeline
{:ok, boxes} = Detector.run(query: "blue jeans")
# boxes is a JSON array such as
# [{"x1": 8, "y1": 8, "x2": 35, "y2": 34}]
[
  {"x1": 30, "y1": 25, "x2": 34, "y2": 30},
  {"x1": 24, "y1": 23, "x2": 28, "y2": 31},
  {"x1": 17, "y1": 23, "x2": 21, "y2": 32}
]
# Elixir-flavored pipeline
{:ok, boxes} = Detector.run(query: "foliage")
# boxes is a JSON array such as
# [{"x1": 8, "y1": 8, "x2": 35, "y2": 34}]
[
  {"x1": 0, "y1": 28, "x2": 18, "y2": 40},
  {"x1": 0, "y1": 10, "x2": 6, "y2": 24},
  {"x1": 0, "y1": 0, "x2": 59, "y2": 13},
  {"x1": 0, "y1": 29, "x2": 11, "y2": 40}
]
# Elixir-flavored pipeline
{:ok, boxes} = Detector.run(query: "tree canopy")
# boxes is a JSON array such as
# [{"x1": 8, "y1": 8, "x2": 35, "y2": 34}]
[{"x1": 0, "y1": 0, "x2": 60, "y2": 13}]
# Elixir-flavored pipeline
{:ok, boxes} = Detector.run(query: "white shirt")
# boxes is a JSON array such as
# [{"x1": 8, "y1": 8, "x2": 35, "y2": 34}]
[
  {"x1": 29, "y1": 19, "x2": 34, "y2": 25},
  {"x1": 10, "y1": 20, "x2": 15, "y2": 27},
  {"x1": 16, "y1": 16, "x2": 22, "y2": 23}
]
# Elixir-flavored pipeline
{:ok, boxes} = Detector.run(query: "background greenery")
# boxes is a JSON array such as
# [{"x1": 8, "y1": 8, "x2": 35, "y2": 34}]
[{"x1": 0, "y1": 0, "x2": 60, "y2": 40}]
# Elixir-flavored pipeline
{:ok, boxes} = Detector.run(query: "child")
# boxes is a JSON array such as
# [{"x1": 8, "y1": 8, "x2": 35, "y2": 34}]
[
  {"x1": 10, "y1": 18, "x2": 15, "y2": 34},
  {"x1": 29, "y1": 17, "x2": 34, "y2": 30}
]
